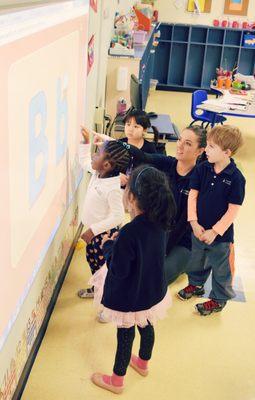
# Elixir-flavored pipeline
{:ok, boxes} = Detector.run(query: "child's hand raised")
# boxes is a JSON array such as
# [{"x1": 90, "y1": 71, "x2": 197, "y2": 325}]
[
  {"x1": 93, "y1": 133, "x2": 104, "y2": 147},
  {"x1": 81, "y1": 126, "x2": 90, "y2": 144},
  {"x1": 91, "y1": 131, "x2": 115, "y2": 146}
]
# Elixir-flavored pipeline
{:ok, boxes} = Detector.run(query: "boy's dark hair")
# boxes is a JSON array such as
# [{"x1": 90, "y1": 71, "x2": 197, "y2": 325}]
[
  {"x1": 123, "y1": 109, "x2": 159, "y2": 144},
  {"x1": 129, "y1": 165, "x2": 176, "y2": 231},
  {"x1": 104, "y1": 140, "x2": 131, "y2": 174}
]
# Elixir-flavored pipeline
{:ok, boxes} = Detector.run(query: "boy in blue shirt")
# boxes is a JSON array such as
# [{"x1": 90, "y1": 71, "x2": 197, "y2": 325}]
[{"x1": 178, "y1": 125, "x2": 245, "y2": 316}]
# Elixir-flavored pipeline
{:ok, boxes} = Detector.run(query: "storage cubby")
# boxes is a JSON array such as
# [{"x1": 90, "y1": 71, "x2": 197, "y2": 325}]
[
  {"x1": 191, "y1": 27, "x2": 207, "y2": 43},
  {"x1": 153, "y1": 23, "x2": 255, "y2": 91},
  {"x1": 224, "y1": 30, "x2": 242, "y2": 46},
  {"x1": 152, "y1": 41, "x2": 171, "y2": 84},
  {"x1": 168, "y1": 43, "x2": 187, "y2": 85},
  {"x1": 159, "y1": 24, "x2": 173, "y2": 41},
  {"x1": 238, "y1": 48, "x2": 255, "y2": 75},
  {"x1": 173, "y1": 25, "x2": 189, "y2": 42},
  {"x1": 202, "y1": 45, "x2": 222, "y2": 88},
  {"x1": 207, "y1": 28, "x2": 224, "y2": 44},
  {"x1": 222, "y1": 46, "x2": 239, "y2": 71},
  {"x1": 185, "y1": 44, "x2": 205, "y2": 87}
]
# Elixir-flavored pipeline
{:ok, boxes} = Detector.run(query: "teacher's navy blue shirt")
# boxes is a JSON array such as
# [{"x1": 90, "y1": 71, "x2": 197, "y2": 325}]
[
  {"x1": 127, "y1": 146, "x2": 194, "y2": 251},
  {"x1": 189, "y1": 159, "x2": 246, "y2": 243}
]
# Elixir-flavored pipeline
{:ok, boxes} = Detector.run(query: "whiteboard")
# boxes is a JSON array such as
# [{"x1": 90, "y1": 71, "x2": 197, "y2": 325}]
[{"x1": 0, "y1": 0, "x2": 88, "y2": 350}]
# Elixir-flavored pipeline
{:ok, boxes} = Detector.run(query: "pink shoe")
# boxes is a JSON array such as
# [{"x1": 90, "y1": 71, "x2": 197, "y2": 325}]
[
  {"x1": 130, "y1": 355, "x2": 149, "y2": 377},
  {"x1": 91, "y1": 373, "x2": 124, "y2": 394}
]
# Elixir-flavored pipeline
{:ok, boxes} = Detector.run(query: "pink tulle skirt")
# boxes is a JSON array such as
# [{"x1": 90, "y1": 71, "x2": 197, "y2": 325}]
[{"x1": 88, "y1": 264, "x2": 172, "y2": 328}]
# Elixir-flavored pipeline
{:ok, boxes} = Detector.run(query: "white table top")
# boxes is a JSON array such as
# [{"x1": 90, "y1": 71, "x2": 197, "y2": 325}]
[{"x1": 198, "y1": 88, "x2": 255, "y2": 118}]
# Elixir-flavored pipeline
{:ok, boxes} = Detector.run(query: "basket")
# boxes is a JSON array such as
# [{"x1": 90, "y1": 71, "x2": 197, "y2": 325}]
[{"x1": 133, "y1": 30, "x2": 147, "y2": 44}]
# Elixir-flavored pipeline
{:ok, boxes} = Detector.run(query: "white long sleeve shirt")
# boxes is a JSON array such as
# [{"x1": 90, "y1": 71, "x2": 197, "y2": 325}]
[{"x1": 79, "y1": 143, "x2": 125, "y2": 236}]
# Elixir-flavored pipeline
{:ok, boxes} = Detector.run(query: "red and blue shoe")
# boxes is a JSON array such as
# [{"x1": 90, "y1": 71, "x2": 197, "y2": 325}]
[
  {"x1": 195, "y1": 299, "x2": 226, "y2": 316},
  {"x1": 177, "y1": 284, "x2": 205, "y2": 300}
]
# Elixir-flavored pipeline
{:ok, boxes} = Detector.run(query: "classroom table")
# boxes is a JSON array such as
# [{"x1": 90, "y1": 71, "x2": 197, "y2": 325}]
[{"x1": 198, "y1": 88, "x2": 255, "y2": 126}]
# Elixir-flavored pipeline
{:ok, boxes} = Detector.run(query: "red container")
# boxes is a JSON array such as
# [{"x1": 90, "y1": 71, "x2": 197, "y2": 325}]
[
  {"x1": 232, "y1": 21, "x2": 239, "y2": 28},
  {"x1": 153, "y1": 10, "x2": 158, "y2": 22},
  {"x1": 242, "y1": 21, "x2": 249, "y2": 29},
  {"x1": 213, "y1": 19, "x2": 220, "y2": 26}
]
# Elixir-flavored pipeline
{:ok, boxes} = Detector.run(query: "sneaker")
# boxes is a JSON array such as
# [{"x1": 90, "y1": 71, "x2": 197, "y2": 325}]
[
  {"x1": 77, "y1": 287, "x2": 94, "y2": 299},
  {"x1": 177, "y1": 284, "x2": 205, "y2": 300},
  {"x1": 195, "y1": 299, "x2": 226, "y2": 316}
]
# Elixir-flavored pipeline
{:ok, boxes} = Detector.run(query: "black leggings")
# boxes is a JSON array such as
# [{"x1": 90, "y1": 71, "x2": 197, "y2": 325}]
[{"x1": 113, "y1": 324, "x2": 155, "y2": 376}]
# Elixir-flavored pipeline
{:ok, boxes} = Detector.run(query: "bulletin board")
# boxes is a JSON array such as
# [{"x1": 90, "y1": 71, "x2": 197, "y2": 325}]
[{"x1": 0, "y1": 1, "x2": 88, "y2": 351}]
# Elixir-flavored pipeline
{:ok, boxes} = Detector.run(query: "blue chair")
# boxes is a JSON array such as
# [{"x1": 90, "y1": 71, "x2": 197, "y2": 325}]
[{"x1": 190, "y1": 90, "x2": 226, "y2": 128}]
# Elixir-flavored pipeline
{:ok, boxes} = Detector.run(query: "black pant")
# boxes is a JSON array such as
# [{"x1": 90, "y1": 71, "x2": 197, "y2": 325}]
[{"x1": 113, "y1": 324, "x2": 155, "y2": 376}]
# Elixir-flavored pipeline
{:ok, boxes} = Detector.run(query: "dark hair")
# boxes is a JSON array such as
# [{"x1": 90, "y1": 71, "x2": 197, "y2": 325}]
[
  {"x1": 186, "y1": 125, "x2": 207, "y2": 162},
  {"x1": 128, "y1": 165, "x2": 176, "y2": 230},
  {"x1": 103, "y1": 140, "x2": 131, "y2": 174},
  {"x1": 186, "y1": 125, "x2": 207, "y2": 148},
  {"x1": 123, "y1": 109, "x2": 159, "y2": 144}
]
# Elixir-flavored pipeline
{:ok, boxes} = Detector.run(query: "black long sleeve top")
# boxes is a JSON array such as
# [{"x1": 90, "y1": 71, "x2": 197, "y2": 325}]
[{"x1": 101, "y1": 214, "x2": 168, "y2": 312}]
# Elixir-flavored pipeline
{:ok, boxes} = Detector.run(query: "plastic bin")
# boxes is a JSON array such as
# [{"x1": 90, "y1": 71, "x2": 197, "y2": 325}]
[{"x1": 133, "y1": 30, "x2": 147, "y2": 44}]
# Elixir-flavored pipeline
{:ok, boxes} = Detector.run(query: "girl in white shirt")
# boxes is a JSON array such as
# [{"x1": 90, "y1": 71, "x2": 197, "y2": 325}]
[{"x1": 78, "y1": 128, "x2": 130, "y2": 298}]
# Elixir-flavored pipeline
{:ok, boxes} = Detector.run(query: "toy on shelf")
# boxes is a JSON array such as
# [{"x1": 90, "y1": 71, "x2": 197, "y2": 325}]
[
  {"x1": 109, "y1": 11, "x2": 135, "y2": 56},
  {"x1": 234, "y1": 73, "x2": 255, "y2": 89},
  {"x1": 133, "y1": 3, "x2": 153, "y2": 31},
  {"x1": 133, "y1": 29, "x2": 147, "y2": 44},
  {"x1": 216, "y1": 67, "x2": 233, "y2": 89}
]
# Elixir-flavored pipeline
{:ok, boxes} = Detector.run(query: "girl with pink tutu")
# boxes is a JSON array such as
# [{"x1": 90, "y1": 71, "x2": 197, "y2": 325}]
[{"x1": 90, "y1": 165, "x2": 176, "y2": 394}]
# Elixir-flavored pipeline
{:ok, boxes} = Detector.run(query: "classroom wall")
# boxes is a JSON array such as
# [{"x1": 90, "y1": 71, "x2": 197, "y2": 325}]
[
  {"x1": 85, "y1": 0, "x2": 136, "y2": 128},
  {"x1": 157, "y1": 0, "x2": 255, "y2": 25}
]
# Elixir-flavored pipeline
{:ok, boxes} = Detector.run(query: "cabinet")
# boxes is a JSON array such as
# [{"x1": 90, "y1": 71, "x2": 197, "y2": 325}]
[{"x1": 153, "y1": 23, "x2": 255, "y2": 92}]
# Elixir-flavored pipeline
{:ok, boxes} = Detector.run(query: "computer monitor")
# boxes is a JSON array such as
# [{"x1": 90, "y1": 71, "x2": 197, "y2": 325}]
[
  {"x1": 130, "y1": 74, "x2": 143, "y2": 110},
  {"x1": 129, "y1": 74, "x2": 157, "y2": 118}
]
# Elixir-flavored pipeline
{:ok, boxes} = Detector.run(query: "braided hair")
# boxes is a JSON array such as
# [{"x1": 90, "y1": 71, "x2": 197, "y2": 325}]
[
  {"x1": 129, "y1": 165, "x2": 176, "y2": 231},
  {"x1": 103, "y1": 140, "x2": 131, "y2": 174},
  {"x1": 186, "y1": 125, "x2": 207, "y2": 148}
]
